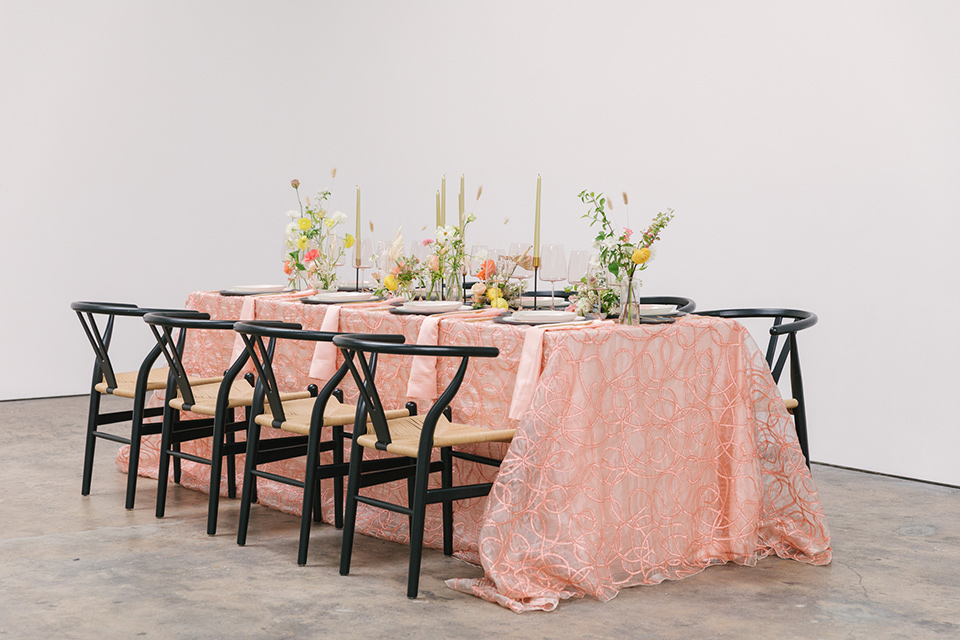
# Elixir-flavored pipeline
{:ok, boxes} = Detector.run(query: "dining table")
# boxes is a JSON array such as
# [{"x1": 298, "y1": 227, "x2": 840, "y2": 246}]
[{"x1": 117, "y1": 289, "x2": 832, "y2": 612}]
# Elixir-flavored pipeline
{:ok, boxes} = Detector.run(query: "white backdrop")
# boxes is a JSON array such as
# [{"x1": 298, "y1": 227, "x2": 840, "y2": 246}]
[{"x1": 2, "y1": 1, "x2": 957, "y2": 484}]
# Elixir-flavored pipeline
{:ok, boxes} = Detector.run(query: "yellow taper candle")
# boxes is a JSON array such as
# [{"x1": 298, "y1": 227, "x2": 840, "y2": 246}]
[
  {"x1": 436, "y1": 190, "x2": 441, "y2": 228},
  {"x1": 355, "y1": 186, "x2": 361, "y2": 267},
  {"x1": 534, "y1": 174, "x2": 541, "y2": 259},
  {"x1": 459, "y1": 174, "x2": 465, "y2": 231},
  {"x1": 441, "y1": 175, "x2": 446, "y2": 227}
]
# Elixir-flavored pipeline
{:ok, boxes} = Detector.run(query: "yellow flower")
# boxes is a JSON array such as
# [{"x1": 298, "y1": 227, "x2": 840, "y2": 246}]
[
  {"x1": 324, "y1": 218, "x2": 336, "y2": 229},
  {"x1": 632, "y1": 248, "x2": 651, "y2": 265},
  {"x1": 384, "y1": 274, "x2": 398, "y2": 291},
  {"x1": 295, "y1": 236, "x2": 308, "y2": 250},
  {"x1": 298, "y1": 218, "x2": 312, "y2": 231},
  {"x1": 487, "y1": 286, "x2": 501, "y2": 300},
  {"x1": 344, "y1": 234, "x2": 355, "y2": 249},
  {"x1": 491, "y1": 297, "x2": 509, "y2": 310}
]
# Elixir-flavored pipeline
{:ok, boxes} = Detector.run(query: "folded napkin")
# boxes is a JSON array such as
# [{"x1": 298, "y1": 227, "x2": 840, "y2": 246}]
[
  {"x1": 406, "y1": 309, "x2": 506, "y2": 400},
  {"x1": 507, "y1": 320, "x2": 614, "y2": 420},
  {"x1": 229, "y1": 289, "x2": 316, "y2": 362},
  {"x1": 307, "y1": 297, "x2": 403, "y2": 380}
]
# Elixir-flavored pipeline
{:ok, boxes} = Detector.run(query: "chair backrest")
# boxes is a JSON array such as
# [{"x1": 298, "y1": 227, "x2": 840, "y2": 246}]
[
  {"x1": 232, "y1": 321, "x2": 352, "y2": 427},
  {"x1": 142, "y1": 311, "x2": 244, "y2": 407},
  {"x1": 639, "y1": 296, "x2": 696, "y2": 313},
  {"x1": 333, "y1": 334, "x2": 498, "y2": 453},
  {"x1": 696, "y1": 308, "x2": 817, "y2": 383},
  {"x1": 70, "y1": 301, "x2": 202, "y2": 391}
]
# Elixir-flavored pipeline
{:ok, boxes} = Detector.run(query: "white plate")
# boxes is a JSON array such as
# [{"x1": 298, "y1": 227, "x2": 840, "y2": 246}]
[
  {"x1": 401, "y1": 301, "x2": 465, "y2": 313},
  {"x1": 636, "y1": 304, "x2": 678, "y2": 316},
  {"x1": 312, "y1": 291, "x2": 377, "y2": 303},
  {"x1": 521, "y1": 297, "x2": 568, "y2": 308},
  {"x1": 231, "y1": 284, "x2": 288, "y2": 293},
  {"x1": 511, "y1": 310, "x2": 578, "y2": 323}
]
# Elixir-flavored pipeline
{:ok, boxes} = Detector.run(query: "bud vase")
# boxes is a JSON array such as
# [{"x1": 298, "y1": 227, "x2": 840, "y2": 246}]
[{"x1": 618, "y1": 274, "x2": 642, "y2": 326}]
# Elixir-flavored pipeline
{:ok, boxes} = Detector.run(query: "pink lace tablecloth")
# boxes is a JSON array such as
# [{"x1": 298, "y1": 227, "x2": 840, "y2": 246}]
[{"x1": 118, "y1": 291, "x2": 831, "y2": 612}]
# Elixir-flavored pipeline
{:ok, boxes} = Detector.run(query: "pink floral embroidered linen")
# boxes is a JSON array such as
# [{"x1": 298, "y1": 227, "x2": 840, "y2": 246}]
[{"x1": 117, "y1": 291, "x2": 831, "y2": 612}]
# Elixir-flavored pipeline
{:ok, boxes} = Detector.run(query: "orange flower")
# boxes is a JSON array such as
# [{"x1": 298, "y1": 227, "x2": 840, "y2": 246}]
[
  {"x1": 283, "y1": 260, "x2": 293, "y2": 275},
  {"x1": 476, "y1": 259, "x2": 496, "y2": 280}
]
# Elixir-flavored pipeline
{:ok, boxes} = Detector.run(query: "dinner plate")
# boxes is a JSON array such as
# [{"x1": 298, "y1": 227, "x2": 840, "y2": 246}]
[
  {"x1": 636, "y1": 303, "x2": 678, "y2": 316},
  {"x1": 220, "y1": 284, "x2": 292, "y2": 296},
  {"x1": 497, "y1": 310, "x2": 584, "y2": 326},
  {"x1": 390, "y1": 302, "x2": 472, "y2": 315},
  {"x1": 310, "y1": 291, "x2": 379, "y2": 304}
]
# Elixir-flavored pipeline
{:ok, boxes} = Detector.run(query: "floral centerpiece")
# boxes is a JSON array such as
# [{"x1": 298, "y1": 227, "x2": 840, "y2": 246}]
[
  {"x1": 574, "y1": 190, "x2": 674, "y2": 324},
  {"x1": 422, "y1": 214, "x2": 475, "y2": 301},
  {"x1": 283, "y1": 179, "x2": 354, "y2": 291},
  {"x1": 373, "y1": 228, "x2": 426, "y2": 299},
  {"x1": 469, "y1": 248, "x2": 533, "y2": 309}
]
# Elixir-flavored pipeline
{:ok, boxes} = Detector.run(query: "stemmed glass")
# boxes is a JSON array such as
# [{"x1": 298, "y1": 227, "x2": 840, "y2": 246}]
[
  {"x1": 356, "y1": 238, "x2": 373, "y2": 290},
  {"x1": 567, "y1": 250, "x2": 590, "y2": 287},
  {"x1": 539, "y1": 244, "x2": 567, "y2": 308}
]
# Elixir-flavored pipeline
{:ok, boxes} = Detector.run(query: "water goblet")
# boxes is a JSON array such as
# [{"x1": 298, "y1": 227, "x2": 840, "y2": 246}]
[{"x1": 539, "y1": 244, "x2": 567, "y2": 308}]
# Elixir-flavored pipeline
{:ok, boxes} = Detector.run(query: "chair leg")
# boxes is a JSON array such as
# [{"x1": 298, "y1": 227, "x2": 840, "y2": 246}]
[
  {"x1": 407, "y1": 452, "x2": 432, "y2": 598},
  {"x1": 298, "y1": 427, "x2": 323, "y2": 566},
  {"x1": 155, "y1": 406, "x2": 175, "y2": 519},
  {"x1": 237, "y1": 420, "x2": 262, "y2": 547},
  {"x1": 339, "y1": 443, "x2": 365, "y2": 577},
  {"x1": 225, "y1": 424, "x2": 237, "y2": 500},
  {"x1": 81, "y1": 390, "x2": 102, "y2": 496},
  {"x1": 206, "y1": 409, "x2": 229, "y2": 536},
  {"x1": 441, "y1": 447, "x2": 454, "y2": 557},
  {"x1": 172, "y1": 444, "x2": 182, "y2": 484},
  {"x1": 332, "y1": 425, "x2": 344, "y2": 529},
  {"x1": 124, "y1": 391, "x2": 149, "y2": 510}
]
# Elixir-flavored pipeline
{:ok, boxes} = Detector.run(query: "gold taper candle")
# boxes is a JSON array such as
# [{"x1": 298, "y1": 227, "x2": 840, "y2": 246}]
[
  {"x1": 436, "y1": 190, "x2": 441, "y2": 228},
  {"x1": 534, "y1": 174, "x2": 541, "y2": 259},
  {"x1": 355, "y1": 186, "x2": 361, "y2": 267},
  {"x1": 441, "y1": 175, "x2": 446, "y2": 227},
  {"x1": 459, "y1": 174, "x2": 465, "y2": 231}
]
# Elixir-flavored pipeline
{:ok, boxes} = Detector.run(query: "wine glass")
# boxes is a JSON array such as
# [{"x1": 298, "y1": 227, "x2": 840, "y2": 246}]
[
  {"x1": 539, "y1": 244, "x2": 567, "y2": 308},
  {"x1": 567, "y1": 250, "x2": 590, "y2": 286},
  {"x1": 356, "y1": 238, "x2": 373, "y2": 290}
]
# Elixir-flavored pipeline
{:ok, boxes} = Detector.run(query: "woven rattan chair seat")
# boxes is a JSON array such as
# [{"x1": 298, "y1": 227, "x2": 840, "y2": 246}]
[
  {"x1": 94, "y1": 368, "x2": 222, "y2": 399},
  {"x1": 254, "y1": 397, "x2": 410, "y2": 434},
  {"x1": 356, "y1": 415, "x2": 515, "y2": 459},
  {"x1": 168, "y1": 380, "x2": 310, "y2": 416}
]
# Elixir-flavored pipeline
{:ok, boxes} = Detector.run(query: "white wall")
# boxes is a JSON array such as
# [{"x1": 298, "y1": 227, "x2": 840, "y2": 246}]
[{"x1": 2, "y1": 1, "x2": 958, "y2": 484}]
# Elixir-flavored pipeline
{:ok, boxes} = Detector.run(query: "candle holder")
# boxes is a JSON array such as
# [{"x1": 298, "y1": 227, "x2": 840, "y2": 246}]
[{"x1": 532, "y1": 256, "x2": 541, "y2": 310}]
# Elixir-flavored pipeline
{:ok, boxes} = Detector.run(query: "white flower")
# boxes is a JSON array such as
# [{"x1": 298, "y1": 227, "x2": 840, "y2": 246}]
[
  {"x1": 575, "y1": 298, "x2": 593, "y2": 316},
  {"x1": 435, "y1": 225, "x2": 456, "y2": 242},
  {"x1": 286, "y1": 210, "x2": 300, "y2": 219},
  {"x1": 332, "y1": 211, "x2": 347, "y2": 226},
  {"x1": 285, "y1": 222, "x2": 298, "y2": 237},
  {"x1": 601, "y1": 236, "x2": 618, "y2": 251}
]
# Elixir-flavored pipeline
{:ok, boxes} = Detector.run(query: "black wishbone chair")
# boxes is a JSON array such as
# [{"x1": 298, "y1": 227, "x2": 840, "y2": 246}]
[
  {"x1": 697, "y1": 308, "x2": 818, "y2": 467},
  {"x1": 233, "y1": 322, "x2": 417, "y2": 565},
  {"x1": 70, "y1": 301, "x2": 216, "y2": 509},
  {"x1": 142, "y1": 311, "x2": 313, "y2": 535},
  {"x1": 639, "y1": 296, "x2": 697, "y2": 313},
  {"x1": 333, "y1": 334, "x2": 515, "y2": 598}
]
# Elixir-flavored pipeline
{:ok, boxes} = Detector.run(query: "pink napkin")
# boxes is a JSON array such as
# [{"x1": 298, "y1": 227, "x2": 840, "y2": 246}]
[
  {"x1": 507, "y1": 320, "x2": 614, "y2": 420},
  {"x1": 307, "y1": 297, "x2": 403, "y2": 380},
  {"x1": 229, "y1": 289, "x2": 316, "y2": 362},
  {"x1": 308, "y1": 305, "x2": 342, "y2": 379},
  {"x1": 406, "y1": 310, "x2": 506, "y2": 400}
]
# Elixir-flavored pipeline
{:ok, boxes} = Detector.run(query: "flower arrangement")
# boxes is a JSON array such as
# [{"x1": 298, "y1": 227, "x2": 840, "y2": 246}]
[
  {"x1": 469, "y1": 248, "x2": 533, "y2": 309},
  {"x1": 283, "y1": 179, "x2": 354, "y2": 290},
  {"x1": 575, "y1": 190, "x2": 674, "y2": 323},
  {"x1": 423, "y1": 215, "x2": 475, "y2": 300},
  {"x1": 373, "y1": 228, "x2": 426, "y2": 299}
]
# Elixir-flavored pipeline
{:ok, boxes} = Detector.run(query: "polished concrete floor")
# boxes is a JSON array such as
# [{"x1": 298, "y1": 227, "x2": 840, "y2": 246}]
[{"x1": 1, "y1": 395, "x2": 958, "y2": 639}]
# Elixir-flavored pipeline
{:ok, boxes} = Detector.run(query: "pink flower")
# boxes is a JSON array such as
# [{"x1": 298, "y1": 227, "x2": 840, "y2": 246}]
[
  {"x1": 623, "y1": 228, "x2": 633, "y2": 241},
  {"x1": 427, "y1": 255, "x2": 440, "y2": 271},
  {"x1": 391, "y1": 264, "x2": 401, "y2": 276},
  {"x1": 303, "y1": 249, "x2": 319, "y2": 263},
  {"x1": 421, "y1": 238, "x2": 435, "y2": 246}
]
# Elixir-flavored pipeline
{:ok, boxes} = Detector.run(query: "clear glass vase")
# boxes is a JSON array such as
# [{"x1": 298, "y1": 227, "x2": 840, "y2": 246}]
[{"x1": 618, "y1": 273, "x2": 642, "y2": 326}]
